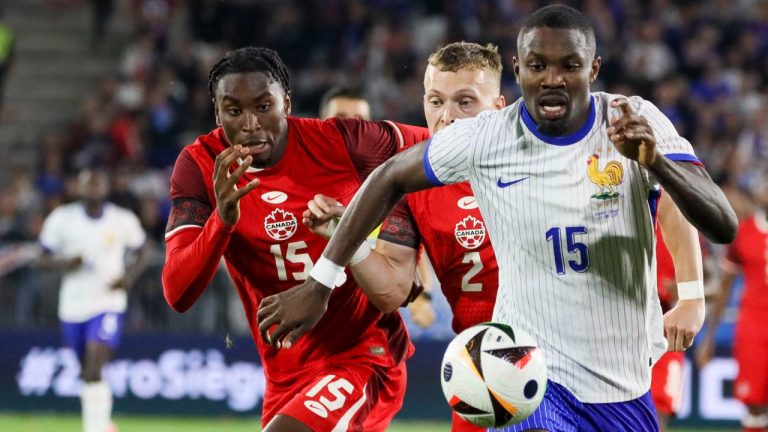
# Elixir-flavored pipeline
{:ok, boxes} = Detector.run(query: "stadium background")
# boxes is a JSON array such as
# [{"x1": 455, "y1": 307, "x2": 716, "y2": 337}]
[{"x1": 0, "y1": 0, "x2": 764, "y2": 430}]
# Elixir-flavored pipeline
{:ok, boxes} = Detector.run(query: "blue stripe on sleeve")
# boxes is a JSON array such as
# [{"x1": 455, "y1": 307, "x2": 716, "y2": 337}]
[
  {"x1": 665, "y1": 153, "x2": 701, "y2": 164},
  {"x1": 422, "y1": 138, "x2": 444, "y2": 186}
]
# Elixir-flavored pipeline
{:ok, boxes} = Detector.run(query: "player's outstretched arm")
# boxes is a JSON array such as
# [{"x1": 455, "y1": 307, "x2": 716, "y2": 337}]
[
  {"x1": 257, "y1": 141, "x2": 436, "y2": 348},
  {"x1": 303, "y1": 194, "x2": 420, "y2": 312},
  {"x1": 657, "y1": 193, "x2": 705, "y2": 351},
  {"x1": 607, "y1": 98, "x2": 737, "y2": 244}
]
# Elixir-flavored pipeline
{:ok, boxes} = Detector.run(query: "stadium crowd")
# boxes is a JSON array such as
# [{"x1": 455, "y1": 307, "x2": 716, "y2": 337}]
[{"x1": 0, "y1": 0, "x2": 766, "y2": 336}]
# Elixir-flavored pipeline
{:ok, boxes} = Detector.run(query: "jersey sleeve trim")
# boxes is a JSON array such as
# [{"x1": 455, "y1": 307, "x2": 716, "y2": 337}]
[
  {"x1": 423, "y1": 138, "x2": 444, "y2": 186},
  {"x1": 383, "y1": 120, "x2": 405, "y2": 149},
  {"x1": 665, "y1": 153, "x2": 702, "y2": 165},
  {"x1": 165, "y1": 224, "x2": 204, "y2": 240}
]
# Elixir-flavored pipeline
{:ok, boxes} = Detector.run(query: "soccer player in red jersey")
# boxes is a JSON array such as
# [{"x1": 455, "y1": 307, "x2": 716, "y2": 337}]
[
  {"x1": 697, "y1": 182, "x2": 768, "y2": 432},
  {"x1": 304, "y1": 42, "x2": 505, "y2": 431},
  {"x1": 161, "y1": 47, "x2": 430, "y2": 432}
]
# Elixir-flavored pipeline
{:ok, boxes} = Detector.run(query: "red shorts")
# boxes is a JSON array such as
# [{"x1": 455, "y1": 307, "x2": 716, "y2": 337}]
[
  {"x1": 650, "y1": 351, "x2": 685, "y2": 416},
  {"x1": 451, "y1": 411, "x2": 486, "y2": 431},
  {"x1": 262, "y1": 361, "x2": 407, "y2": 431},
  {"x1": 733, "y1": 321, "x2": 768, "y2": 405}
]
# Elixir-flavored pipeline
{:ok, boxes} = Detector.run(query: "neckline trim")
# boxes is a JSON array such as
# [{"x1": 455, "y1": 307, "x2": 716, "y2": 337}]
[{"x1": 521, "y1": 96, "x2": 596, "y2": 146}]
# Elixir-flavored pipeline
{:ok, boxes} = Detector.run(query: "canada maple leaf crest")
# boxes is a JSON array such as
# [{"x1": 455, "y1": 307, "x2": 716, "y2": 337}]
[
  {"x1": 264, "y1": 209, "x2": 298, "y2": 241},
  {"x1": 454, "y1": 216, "x2": 486, "y2": 250}
]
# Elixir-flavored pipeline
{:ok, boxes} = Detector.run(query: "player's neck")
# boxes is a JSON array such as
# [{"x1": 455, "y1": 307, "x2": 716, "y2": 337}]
[{"x1": 83, "y1": 201, "x2": 105, "y2": 219}]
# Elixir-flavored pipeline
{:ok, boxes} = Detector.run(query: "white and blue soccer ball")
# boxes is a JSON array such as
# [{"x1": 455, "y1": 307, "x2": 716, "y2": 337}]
[{"x1": 440, "y1": 322, "x2": 547, "y2": 428}]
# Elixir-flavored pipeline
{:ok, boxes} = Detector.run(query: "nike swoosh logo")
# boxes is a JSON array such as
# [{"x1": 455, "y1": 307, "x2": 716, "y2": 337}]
[
  {"x1": 457, "y1": 196, "x2": 478, "y2": 210},
  {"x1": 261, "y1": 191, "x2": 288, "y2": 204},
  {"x1": 496, "y1": 177, "x2": 529, "y2": 188}
]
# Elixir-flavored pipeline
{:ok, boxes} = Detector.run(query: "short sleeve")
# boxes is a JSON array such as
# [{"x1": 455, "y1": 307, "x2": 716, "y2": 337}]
[
  {"x1": 424, "y1": 117, "x2": 476, "y2": 186},
  {"x1": 38, "y1": 209, "x2": 63, "y2": 253},
  {"x1": 170, "y1": 150, "x2": 210, "y2": 203},
  {"x1": 378, "y1": 200, "x2": 420, "y2": 249},
  {"x1": 637, "y1": 98, "x2": 700, "y2": 164},
  {"x1": 334, "y1": 118, "x2": 430, "y2": 181},
  {"x1": 123, "y1": 211, "x2": 147, "y2": 250}
]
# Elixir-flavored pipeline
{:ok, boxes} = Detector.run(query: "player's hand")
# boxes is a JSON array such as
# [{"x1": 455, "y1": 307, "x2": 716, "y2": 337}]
[
  {"x1": 302, "y1": 194, "x2": 346, "y2": 239},
  {"x1": 607, "y1": 98, "x2": 659, "y2": 167},
  {"x1": 257, "y1": 278, "x2": 332, "y2": 349},
  {"x1": 407, "y1": 294, "x2": 436, "y2": 329},
  {"x1": 214, "y1": 145, "x2": 260, "y2": 226},
  {"x1": 695, "y1": 334, "x2": 715, "y2": 368},
  {"x1": 62, "y1": 256, "x2": 83, "y2": 271},
  {"x1": 663, "y1": 298, "x2": 704, "y2": 351}
]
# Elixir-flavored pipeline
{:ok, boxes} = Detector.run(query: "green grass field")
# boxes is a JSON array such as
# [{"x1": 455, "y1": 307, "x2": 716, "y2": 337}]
[{"x1": 0, "y1": 413, "x2": 740, "y2": 432}]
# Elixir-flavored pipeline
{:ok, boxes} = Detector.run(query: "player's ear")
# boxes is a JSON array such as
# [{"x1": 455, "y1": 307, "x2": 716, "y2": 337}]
[
  {"x1": 589, "y1": 56, "x2": 602, "y2": 84},
  {"x1": 494, "y1": 94, "x2": 506, "y2": 110},
  {"x1": 212, "y1": 99, "x2": 221, "y2": 126},
  {"x1": 512, "y1": 57, "x2": 520, "y2": 84},
  {"x1": 283, "y1": 92, "x2": 292, "y2": 116}
]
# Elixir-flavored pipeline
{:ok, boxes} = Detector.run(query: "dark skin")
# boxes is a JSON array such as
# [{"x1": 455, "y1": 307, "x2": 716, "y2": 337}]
[
  {"x1": 257, "y1": 26, "x2": 737, "y2": 358},
  {"x1": 210, "y1": 72, "x2": 312, "y2": 432}
]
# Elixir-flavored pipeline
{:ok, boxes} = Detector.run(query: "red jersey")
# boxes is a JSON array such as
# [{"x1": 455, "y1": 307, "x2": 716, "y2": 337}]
[
  {"x1": 163, "y1": 117, "x2": 428, "y2": 386},
  {"x1": 655, "y1": 224, "x2": 676, "y2": 312},
  {"x1": 380, "y1": 136, "x2": 499, "y2": 332},
  {"x1": 723, "y1": 212, "x2": 768, "y2": 319}
]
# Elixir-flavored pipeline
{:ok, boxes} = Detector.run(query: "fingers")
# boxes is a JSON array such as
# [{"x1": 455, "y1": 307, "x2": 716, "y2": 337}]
[
  {"x1": 267, "y1": 322, "x2": 294, "y2": 349},
  {"x1": 667, "y1": 325, "x2": 695, "y2": 351},
  {"x1": 611, "y1": 97, "x2": 634, "y2": 116},
  {"x1": 257, "y1": 297, "x2": 278, "y2": 345},
  {"x1": 280, "y1": 325, "x2": 310, "y2": 350},
  {"x1": 232, "y1": 177, "x2": 260, "y2": 200}
]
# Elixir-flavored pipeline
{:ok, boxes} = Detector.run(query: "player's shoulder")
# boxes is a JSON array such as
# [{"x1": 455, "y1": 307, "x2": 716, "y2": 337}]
[
  {"x1": 593, "y1": 91, "x2": 651, "y2": 119},
  {"x1": 183, "y1": 127, "x2": 227, "y2": 159},
  {"x1": 104, "y1": 202, "x2": 139, "y2": 219}
]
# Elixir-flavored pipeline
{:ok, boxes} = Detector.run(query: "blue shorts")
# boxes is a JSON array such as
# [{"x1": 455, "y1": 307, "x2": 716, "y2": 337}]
[
  {"x1": 61, "y1": 312, "x2": 125, "y2": 358},
  {"x1": 494, "y1": 380, "x2": 659, "y2": 432}
]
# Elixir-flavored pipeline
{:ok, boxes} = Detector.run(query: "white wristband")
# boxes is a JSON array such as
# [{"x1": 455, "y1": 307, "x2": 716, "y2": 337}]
[
  {"x1": 309, "y1": 256, "x2": 347, "y2": 289},
  {"x1": 349, "y1": 242, "x2": 372, "y2": 266},
  {"x1": 677, "y1": 280, "x2": 704, "y2": 300}
]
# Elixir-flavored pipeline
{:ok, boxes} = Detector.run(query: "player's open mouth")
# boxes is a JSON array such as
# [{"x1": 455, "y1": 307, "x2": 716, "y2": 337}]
[
  {"x1": 242, "y1": 140, "x2": 269, "y2": 155},
  {"x1": 537, "y1": 95, "x2": 568, "y2": 121}
]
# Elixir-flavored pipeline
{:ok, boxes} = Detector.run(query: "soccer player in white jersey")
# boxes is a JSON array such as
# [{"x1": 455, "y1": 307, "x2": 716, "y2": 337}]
[
  {"x1": 258, "y1": 5, "x2": 737, "y2": 431},
  {"x1": 37, "y1": 169, "x2": 147, "y2": 432}
]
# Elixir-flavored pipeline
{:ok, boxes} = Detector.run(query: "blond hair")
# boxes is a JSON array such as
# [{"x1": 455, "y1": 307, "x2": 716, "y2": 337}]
[{"x1": 426, "y1": 42, "x2": 503, "y2": 85}]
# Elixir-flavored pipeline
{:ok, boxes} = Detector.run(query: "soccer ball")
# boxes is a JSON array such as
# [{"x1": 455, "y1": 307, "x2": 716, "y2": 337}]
[{"x1": 440, "y1": 322, "x2": 547, "y2": 428}]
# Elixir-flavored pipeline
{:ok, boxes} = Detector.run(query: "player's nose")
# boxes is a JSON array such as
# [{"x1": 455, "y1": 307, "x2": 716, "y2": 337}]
[
  {"x1": 542, "y1": 67, "x2": 566, "y2": 89},
  {"x1": 242, "y1": 112, "x2": 261, "y2": 131},
  {"x1": 441, "y1": 107, "x2": 457, "y2": 125}
]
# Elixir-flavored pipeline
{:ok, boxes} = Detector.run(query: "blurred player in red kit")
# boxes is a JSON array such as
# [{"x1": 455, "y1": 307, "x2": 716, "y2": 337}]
[
  {"x1": 697, "y1": 180, "x2": 768, "y2": 432},
  {"x1": 161, "y1": 47, "x2": 430, "y2": 432}
]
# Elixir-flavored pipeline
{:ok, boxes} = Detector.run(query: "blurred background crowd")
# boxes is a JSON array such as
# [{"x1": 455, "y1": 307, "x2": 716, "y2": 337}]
[{"x1": 0, "y1": 0, "x2": 766, "y2": 338}]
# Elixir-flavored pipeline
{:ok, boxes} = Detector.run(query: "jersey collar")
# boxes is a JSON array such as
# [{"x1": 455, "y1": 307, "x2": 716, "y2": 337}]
[{"x1": 521, "y1": 95, "x2": 596, "y2": 146}]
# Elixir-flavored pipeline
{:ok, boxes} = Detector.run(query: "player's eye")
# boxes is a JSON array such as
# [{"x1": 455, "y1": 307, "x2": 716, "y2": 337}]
[
  {"x1": 258, "y1": 104, "x2": 271, "y2": 112},
  {"x1": 565, "y1": 63, "x2": 581, "y2": 72},
  {"x1": 227, "y1": 108, "x2": 242, "y2": 116},
  {"x1": 528, "y1": 63, "x2": 544, "y2": 71},
  {"x1": 459, "y1": 98, "x2": 474, "y2": 107},
  {"x1": 429, "y1": 99, "x2": 443, "y2": 107}
]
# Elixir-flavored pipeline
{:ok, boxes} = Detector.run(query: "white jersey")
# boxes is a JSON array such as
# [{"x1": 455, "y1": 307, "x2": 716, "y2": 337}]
[
  {"x1": 39, "y1": 202, "x2": 146, "y2": 322},
  {"x1": 425, "y1": 92, "x2": 697, "y2": 403}
]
